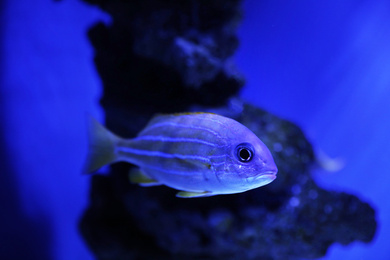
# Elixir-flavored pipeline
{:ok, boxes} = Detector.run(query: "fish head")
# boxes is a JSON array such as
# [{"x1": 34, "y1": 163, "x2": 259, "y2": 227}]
[{"x1": 216, "y1": 126, "x2": 278, "y2": 193}]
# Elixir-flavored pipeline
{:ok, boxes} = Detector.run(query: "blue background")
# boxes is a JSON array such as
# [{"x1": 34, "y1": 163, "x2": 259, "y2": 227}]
[{"x1": 1, "y1": 0, "x2": 389, "y2": 259}]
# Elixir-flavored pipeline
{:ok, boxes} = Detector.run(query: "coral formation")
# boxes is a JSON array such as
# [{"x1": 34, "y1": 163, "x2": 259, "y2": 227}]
[{"x1": 79, "y1": 0, "x2": 376, "y2": 259}]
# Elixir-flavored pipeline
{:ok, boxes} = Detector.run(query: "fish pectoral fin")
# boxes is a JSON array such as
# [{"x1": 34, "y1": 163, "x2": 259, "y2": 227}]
[
  {"x1": 176, "y1": 191, "x2": 212, "y2": 198},
  {"x1": 129, "y1": 168, "x2": 160, "y2": 187}
]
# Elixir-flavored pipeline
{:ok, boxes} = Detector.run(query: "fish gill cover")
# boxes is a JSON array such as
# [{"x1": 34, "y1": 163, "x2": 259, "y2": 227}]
[{"x1": 78, "y1": 0, "x2": 376, "y2": 259}]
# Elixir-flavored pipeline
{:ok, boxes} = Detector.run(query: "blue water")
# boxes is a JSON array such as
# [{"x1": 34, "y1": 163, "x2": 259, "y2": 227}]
[
  {"x1": 1, "y1": 0, "x2": 389, "y2": 259},
  {"x1": 1, "y1": 0, "x2": 106, "y2": 259},
  {"x1": 236, "y1": 1, "x2": 390, "y2": 259}
]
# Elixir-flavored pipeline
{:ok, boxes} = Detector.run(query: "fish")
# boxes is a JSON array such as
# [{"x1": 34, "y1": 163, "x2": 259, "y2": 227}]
[{"x1": 85, "y1": 112, "x2": 278, "y2": 198}]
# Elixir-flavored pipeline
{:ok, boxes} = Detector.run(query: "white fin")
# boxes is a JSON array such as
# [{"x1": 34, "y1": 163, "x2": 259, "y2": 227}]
[
  {"x1": 316, "y1": 149, "x2": 346, "y2": 172},
  {"x1": 84, "y1": 116, "x2": 120, "y2": 173}
]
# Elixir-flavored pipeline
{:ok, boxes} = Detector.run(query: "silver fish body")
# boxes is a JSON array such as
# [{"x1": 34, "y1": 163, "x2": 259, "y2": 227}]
[{"x1": 86, "y1": 113, "x2": 277, "y2": 198}]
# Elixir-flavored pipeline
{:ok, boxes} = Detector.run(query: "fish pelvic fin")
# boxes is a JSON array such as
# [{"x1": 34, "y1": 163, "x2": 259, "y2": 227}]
[
  {"x1": 129, "y1": 168, "x2": 161, "y2": 186},
  {"x1": 84, "y1": 115, "x2": 120, "y2": 173}
]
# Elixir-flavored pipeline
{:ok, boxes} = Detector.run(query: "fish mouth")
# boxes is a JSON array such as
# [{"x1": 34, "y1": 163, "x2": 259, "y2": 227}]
[
  {"x1": 257, "y1": 172, "x2": 277, "y2": 181},
  {"x1": 247, "y1": 171, "x2": 277, "y2": 182},
  {"x1": 260, "y1": 170, "x2": 277, "y2": 178}
]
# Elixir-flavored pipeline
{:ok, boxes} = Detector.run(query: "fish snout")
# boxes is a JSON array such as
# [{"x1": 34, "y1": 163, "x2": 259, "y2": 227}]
[
  {"x1": 246, "y1": 170, "x2": 277, "y2": 185},
  {"x1": 260, "y1": 170, "x2": 277, "y2": 180}
]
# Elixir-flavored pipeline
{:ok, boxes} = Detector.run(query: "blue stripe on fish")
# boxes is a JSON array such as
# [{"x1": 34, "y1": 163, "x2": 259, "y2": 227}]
[
  {"x1": 133, "y1": 135, "x2": 227, "y2": 148},
  {"x1": 117, "y1": 146, "x2": 226, "y2": 162},
  {"x1": 139, "y1": 122, "x2": 224, "y2": 139}
]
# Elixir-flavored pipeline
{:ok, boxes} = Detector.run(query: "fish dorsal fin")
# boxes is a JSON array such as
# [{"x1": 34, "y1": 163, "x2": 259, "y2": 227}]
[{"x1": 146, "y1": 112, "x2": 215, "y2": 126}]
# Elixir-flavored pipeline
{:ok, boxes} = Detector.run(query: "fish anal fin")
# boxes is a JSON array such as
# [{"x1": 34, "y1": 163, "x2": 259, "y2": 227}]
[
  {"x1": 176, "y1": 191, "x2": 211, "y2": 198},
  {"x1": 129, "y1": 168, "x2": 160, "y2": 187}
]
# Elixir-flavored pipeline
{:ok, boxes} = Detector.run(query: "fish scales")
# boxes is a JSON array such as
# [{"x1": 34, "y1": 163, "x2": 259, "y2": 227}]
[
  {"x1": 116, "y1": 115, "x2": 229, "y2": 176},
  {"x1": 86, "y1": 112, "x2": 278, "y2": 197},
  {"x1": 138, "y1": 115, "x2": 228, "y2": 141}
]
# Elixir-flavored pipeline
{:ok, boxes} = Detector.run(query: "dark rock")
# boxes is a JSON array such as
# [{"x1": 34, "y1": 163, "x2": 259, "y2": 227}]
[
  {"x1": 80, "y1": 103, "x2": 376, "y2": 260},
  {"x1": 85, "y1": 0, "x2": 244, "y2": 136},
  {"x1": 79, "y1": 0, "x2": 377, "y2": 259}
]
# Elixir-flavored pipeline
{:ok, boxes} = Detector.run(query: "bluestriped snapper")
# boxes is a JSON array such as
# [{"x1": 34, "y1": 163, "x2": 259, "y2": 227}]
[{"x1": 85, "y1": 113, "x2": 277, "y2": 198}]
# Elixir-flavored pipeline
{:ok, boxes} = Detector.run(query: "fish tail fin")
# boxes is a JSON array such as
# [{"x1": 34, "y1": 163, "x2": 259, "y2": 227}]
[{"x1": 84, "y1": 115, "x2": 120, "y2": 173}]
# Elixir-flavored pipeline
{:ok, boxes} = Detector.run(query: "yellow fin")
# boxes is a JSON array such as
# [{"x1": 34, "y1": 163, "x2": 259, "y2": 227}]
[
  {"x1": 129, "y1": 168, "x2": 160, "y2": 186},
  {"x1": 84, "y1": 115, "x2": 120, "y2": 173},
  {"x1": 176, "y1": 191, "x2": 211, "y2": 198}
]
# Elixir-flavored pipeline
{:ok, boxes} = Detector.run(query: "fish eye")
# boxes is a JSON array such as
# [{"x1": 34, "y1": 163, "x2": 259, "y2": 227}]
[{"x1": 236, "y1": 143, "x2": 254, "y2": 162}]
